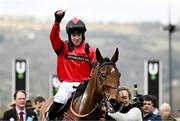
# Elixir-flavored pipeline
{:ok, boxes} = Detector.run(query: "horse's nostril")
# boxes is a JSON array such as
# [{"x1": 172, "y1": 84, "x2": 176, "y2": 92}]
[
  {"x1": 109, "y1": 99, "x2": 117, "y2": 105},
  {"x1": 109, "y1": 99, "x2": 120, "y2": 111}
]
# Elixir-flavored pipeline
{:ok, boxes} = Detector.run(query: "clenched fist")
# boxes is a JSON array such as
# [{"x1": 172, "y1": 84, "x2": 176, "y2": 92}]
[{"x1": 54, "y1": 10, "x2": 65, "y2": 23}]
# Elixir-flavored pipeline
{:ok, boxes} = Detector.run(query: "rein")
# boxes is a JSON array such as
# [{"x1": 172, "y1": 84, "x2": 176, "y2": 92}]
[
  {"x1": 70, "y1": 61, "x2": 119, "y2": 118},
  {"x1": 70, "y1": 90, "x2": 102, "y2": 118}
]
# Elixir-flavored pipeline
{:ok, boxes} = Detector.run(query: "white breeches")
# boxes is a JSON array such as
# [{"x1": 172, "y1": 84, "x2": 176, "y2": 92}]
[{"x1": 54, "y1": 81, "x2": 80, "y2": 104}]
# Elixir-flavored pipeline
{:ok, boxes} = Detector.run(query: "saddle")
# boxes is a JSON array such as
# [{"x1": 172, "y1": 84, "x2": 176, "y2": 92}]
[{"x1": 57, "y1": 81, "x2": 89, "y2": 120}]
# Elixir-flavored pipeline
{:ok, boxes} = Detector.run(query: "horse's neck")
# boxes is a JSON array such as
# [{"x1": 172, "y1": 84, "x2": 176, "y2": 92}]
[{"x1": 78, "y1": 73, "x2": 101, "y2": 113}]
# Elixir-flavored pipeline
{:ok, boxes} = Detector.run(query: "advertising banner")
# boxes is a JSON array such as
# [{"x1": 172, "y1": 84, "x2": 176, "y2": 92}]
[{"x1": 144, "y1": 60, "x2": 162, "y2": 107}]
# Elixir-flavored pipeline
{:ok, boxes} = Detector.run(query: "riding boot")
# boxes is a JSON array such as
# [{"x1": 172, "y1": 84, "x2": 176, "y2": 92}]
[{"x1": 47, "y1": 101, "x2": 64, "y2": 120}]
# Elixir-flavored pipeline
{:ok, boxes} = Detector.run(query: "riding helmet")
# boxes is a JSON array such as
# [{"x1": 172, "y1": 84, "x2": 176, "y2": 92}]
[{"x1": 66, "y1": 18, "x2": 86, "y2": 34}]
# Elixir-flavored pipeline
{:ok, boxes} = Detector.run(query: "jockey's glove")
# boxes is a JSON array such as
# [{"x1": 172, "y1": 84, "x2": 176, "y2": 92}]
[{"x1": 54, "y1": 10, "x2": 65, "y2": 23}]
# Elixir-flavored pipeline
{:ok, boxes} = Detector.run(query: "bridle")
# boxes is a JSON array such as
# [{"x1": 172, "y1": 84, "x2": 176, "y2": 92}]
[
  {"x1": 97, "y1": 61, "x2": 120, "y2": 111},
  {"x1": 70, "y1": 61, "x2": 120, "y2": 117},
  {"x1": 98, "y1": 62, "x2": 119, "y2": 94}
]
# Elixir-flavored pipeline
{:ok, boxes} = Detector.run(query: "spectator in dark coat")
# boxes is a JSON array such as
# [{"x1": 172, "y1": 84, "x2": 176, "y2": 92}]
[
  {"x1": 142, "y1": 95, "x2": 162, "y2": 121},
  {"x1": 2, "y1": 90, "x2": 37, "y2": 121}
]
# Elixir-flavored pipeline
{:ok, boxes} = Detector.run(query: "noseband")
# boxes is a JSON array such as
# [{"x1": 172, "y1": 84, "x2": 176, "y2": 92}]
[{"x1": 97, "y1": 61, "x2": 120, "y2": 109}]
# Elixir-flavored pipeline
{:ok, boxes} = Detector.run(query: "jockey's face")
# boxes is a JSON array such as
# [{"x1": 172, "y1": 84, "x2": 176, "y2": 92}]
[
  {"x1": 119, "y1": 90, "x2": 130, "y2": 107},
  {"x1": 15, "y1": 91, "x2": 26, "y2": 110},
  {"x1": 142, "y1": 100, "x2": 153, "y2": 114},
  {"x1": 70, "y1": 33, "x2": 83, "y2": 46}
]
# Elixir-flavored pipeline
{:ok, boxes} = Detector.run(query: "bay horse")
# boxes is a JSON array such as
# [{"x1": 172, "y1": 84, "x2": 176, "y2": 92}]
[{"x1": 39, "y1": 48, "x2": 121, "y2": 120}]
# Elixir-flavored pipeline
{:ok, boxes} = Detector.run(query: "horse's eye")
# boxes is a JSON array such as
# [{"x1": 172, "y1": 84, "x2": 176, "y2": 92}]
[{"x1": 101, "y1": 73, "x2": 106, "y2": 79}]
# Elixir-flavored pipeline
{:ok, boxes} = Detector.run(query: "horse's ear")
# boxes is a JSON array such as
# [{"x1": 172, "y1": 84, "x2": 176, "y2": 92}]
[
  {"x1": 111, "y1": 48, "x2": 119, "y2": 63},
  {"x1": 96, "y1": 48, "x2": 103, "y2": 64}
]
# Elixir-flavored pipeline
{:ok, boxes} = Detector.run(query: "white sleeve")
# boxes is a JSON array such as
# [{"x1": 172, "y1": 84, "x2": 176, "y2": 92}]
[{"x1": 108, "y1": 107, "x2": 143, "y2": 121}]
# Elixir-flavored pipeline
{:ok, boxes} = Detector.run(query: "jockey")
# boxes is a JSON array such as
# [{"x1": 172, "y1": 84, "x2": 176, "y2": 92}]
[{"x1": 47, "y1": 10, "x2": 97, "y2": 120}]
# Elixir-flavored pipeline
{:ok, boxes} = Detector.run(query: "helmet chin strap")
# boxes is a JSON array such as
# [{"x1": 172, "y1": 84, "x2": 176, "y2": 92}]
[{"x1": 67, "y1": 37, "x2": 74, "y2": 52}]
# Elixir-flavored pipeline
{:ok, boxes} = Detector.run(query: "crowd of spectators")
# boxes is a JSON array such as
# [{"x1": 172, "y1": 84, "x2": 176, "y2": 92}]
[
  {"x1": 107, "y1": 86, "x2": 178, "y2": 121},
  {"x1": 0, "y1": 88, "x2": 179, "y2": 121}
]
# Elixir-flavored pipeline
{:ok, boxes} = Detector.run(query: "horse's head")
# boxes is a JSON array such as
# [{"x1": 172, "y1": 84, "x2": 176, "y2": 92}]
[{"x1": 95, "y1": 48, "x2": 121, "y2": 113}]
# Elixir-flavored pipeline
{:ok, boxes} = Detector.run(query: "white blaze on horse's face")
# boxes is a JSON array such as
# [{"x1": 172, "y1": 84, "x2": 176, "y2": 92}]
[{"x1": 111, "y1": 68, "x2": 115, "y2": 73}]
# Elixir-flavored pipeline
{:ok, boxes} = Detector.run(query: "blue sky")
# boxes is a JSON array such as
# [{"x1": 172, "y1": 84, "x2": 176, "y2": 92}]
[{"x1": 0, "y1": 0, "x2": 180, "y2": 23}]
